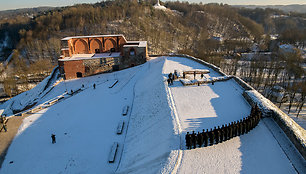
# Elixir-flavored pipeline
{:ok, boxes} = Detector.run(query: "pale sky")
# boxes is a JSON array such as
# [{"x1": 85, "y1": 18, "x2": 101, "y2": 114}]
[{"x1": 0, "y1": 0, "x2": 305, "y2": 11}]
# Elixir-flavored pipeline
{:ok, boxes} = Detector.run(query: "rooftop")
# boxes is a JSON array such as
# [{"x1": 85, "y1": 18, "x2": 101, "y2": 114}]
[
  {"x1": 59, "y1": 52, "x2": 121, "y2": 61},
  {"x1": 61, "y1": 34, "x2": 125, "y2": 41},
  {"x1": 124, "y1": 41, "x2": 147, "y2": 48}
]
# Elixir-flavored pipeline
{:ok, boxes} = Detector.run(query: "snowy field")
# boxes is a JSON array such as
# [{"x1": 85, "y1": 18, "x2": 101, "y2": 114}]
[{"x1": 0, "y1": 56, "x2": 302, "y2": 174}]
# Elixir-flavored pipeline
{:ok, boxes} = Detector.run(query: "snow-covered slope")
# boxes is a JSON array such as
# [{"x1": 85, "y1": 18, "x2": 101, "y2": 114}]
[{"x1": 0, "y1": 56, "x2": 301, "y2": 174}]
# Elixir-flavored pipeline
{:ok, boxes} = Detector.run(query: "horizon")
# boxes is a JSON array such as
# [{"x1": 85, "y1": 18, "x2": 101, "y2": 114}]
[{"x1": 0, "y1": 0, "x2": 306, "y2": 12}]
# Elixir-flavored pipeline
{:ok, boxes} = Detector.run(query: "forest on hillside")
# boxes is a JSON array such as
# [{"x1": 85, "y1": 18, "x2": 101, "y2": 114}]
[{"x1": 0, "y1": 0, "x2": 305, "y2": 114}]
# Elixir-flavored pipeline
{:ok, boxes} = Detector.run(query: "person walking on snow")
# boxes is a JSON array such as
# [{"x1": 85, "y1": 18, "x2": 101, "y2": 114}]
[
  {"x1": 93, "y1": 83, "x2": 96, "y2": 89},
  {"x1": 167, "y1": 78, "x2": 170, "y2": 85},
  {"x1": 51, "y1": 134, "x2": 56, "y2": 144}
]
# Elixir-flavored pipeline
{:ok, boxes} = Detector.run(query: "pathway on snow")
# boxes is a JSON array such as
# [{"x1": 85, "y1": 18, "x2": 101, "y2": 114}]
[{"x1": 162, "y1": 57, "x2": 297, "y2": 174}]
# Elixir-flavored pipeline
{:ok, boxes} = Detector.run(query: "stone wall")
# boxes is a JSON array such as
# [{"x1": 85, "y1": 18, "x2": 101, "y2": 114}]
[
  {"x1": 61, "y1": 60, "x2": 85, "y2": 80},
  {"x1": 83, "y1": 57, "x2": 119, "y2": 76},
  {"x1": 243, "y1": 90, "x2": 306, "y2": 159},
  {"x1": 122, "y1": 47, "x2": 147, "y2": 68}
]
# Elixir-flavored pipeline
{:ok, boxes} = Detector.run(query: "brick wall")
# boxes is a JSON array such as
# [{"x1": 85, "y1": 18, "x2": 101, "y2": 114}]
[{"x1": 62, "y1": 60, "x2": 85, "y2": 79}]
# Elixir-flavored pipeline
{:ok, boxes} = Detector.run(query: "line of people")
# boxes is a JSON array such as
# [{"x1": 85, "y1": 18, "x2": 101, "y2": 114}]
[{"x1": 185, "y1": 105, "x2": 262, "y2": 149}]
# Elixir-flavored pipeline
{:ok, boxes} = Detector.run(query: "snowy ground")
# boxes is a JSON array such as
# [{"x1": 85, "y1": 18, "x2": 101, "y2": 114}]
[
  {"x1": 0, "y1": 56, "x2": 303, "y2": 174},
  {"x1": 163, "y1": 57, "x2": 299, "y2": 174}
]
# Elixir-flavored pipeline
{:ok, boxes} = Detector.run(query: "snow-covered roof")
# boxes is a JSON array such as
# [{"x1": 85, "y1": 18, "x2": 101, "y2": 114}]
[
  {"x1": 59, "y1": 52, "x2": 121, "y2": 61},
  {"x1": 279, "y1": 44, "x2": 296, "y2": 53},
  {"x1": 124, "y1": 41, "x2": 147, "y2": 48},
  {"x1": 61, "y1": 34, "x2": 125, "y2": 41}
]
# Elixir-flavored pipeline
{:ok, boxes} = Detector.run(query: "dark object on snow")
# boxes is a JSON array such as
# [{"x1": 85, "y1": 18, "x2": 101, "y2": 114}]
[
  {"x1": 202, "y1": 129, "x2": 208, "y2": 147},
  {"x1": 191, "y1": 131, "x2": 197, "y2": 149},
  {"x1": 224, "y1": 124, "x2": 228, "y2": 141},
  {"x1": 109, "y1": 142, "x2": 119, "y2": 163},
  {"x1": 9, "y1": 161, "x2": 13, "y2": 164},
  {"x1": 197, "y1": 132, "x2": 203, "y2": 147},
  {"x1": 51, "y1": 134, "x2": 56, "y2": 144},
  {"x1": 215, "y1": 126, "x2": 220, "y2": 144},
  {"x1": 185, "y1": 132, "x2": 191, "y2": 149},
  {"x1": 93, "y1": 83, "x2": 96, "y2": 89},
  {"x1": 212, "y1": 81, "x2": 214, "y2": 85},
  {"x1": 117, "y1": 121, "x2": 125, "y2": 134},
  {"x1": 220, "y1": 125, "x2": 224, "y2": 142},
  {"x1": 208, "y1": 128, "x2": 214, "y2": 145}
]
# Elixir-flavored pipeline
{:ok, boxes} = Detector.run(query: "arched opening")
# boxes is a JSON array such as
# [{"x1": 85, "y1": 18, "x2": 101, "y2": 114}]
[
  {"x1": 90, "y1": 39, "x2": 102, "y2": 53},
  {"x1": 74, "y1": 39, "x2": 88, "y2": 54},
  {"x1": 76, "y1": 72, "x2": 83, "y2": 78},
  {"x1": 105, "y1": 39, "x2": 116, "y2": 52}
]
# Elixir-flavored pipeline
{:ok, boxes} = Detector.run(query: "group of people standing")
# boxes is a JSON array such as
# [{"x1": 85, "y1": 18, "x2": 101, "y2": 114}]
[
  {"x1": 185, "y1": 105, "x2": 262, "y2": 149},
  {"x1": 167, "y1": 71, "x2": 178, "y2": 86}
]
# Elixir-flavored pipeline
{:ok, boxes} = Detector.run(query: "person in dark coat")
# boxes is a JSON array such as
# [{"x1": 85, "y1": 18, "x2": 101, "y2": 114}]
[
  {"x1": 93, "y1": 83, "x2": 96, "y2": 89},
  {"x1": 220, "y1": 125, "x2": 224, "y2": 142},
  {"x1": 234, "y1": 121, "x2": 238, "y2": 137},
  {"x1": 185, "y1": 132, "x2": 191, "y2": 149},
  {"x1": 246, "y1": 117, "x2": 250, "y2": 133},
  {"x1": 202, "y1": 129, "x2": 208, "y2": 147},
  {"x1": 167, "y1": 78, "x2": 170, "y2": 85},
  {"x1": 236, "y1": 121, "x2": 240, "y2": 136},
  {"x1": 243, "y1": 118, "x2": 247, "y2": 134},
  {"x1": 51, "y1": 134, "x2": 56, "y2": 144},
  {"x1": 193, "y1": 71, "x2": 196, "y2": 80},
  {"x1": 168, "y1": 73, "x2": 172, "y2": 79},
  {"x1": 201, "y1": 73, "x2": 204, "y2": 79},
  {"x1": 238, "y1": 120, "x2": 242, "y2": 136},
  {"x1": 251, "y1": 116, "x2": 255, "y2": 130},
  {"x1": 229, "y1": 123, "x2": 233, "y2": 139},
  {"x1": 191, "y1": 131, "x2": 197, "y2": 149},
  {"x1": 224, "y1": 124, "x2": 228, "y2": 141},
  {"x1": 197, "y1": 132, "x2": 203, "y2": 147},
  {"x1": 215, "y1": 126, "x2": 220, "y2": 144},
  {"x1": 209, "y1": 128, "x2": 214, "y2": 145}
]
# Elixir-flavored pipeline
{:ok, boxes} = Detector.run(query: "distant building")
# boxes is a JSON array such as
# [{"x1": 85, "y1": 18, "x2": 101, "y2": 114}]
[
  {"x1": 58, "y1": 34, "x2": 148, "y2": 79},
  {"x1": 154, "y1": 0, "x2": 167, "y2": 10}
]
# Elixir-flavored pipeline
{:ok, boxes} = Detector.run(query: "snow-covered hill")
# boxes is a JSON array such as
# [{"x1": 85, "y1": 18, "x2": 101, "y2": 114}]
[{"x1": 0, "y1": 56, "x2": 303, "y2": 174}]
